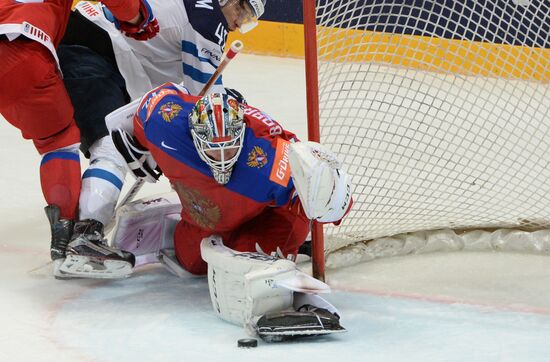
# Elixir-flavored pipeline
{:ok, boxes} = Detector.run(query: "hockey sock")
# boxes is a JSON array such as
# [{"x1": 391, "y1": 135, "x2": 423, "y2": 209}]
[{"x1": 40, "y1": 145, "x2": 81, "y2": 220}]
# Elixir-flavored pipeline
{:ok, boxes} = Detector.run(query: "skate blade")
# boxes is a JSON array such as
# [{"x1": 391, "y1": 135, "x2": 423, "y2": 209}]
[{"x1": 59, "y1": 255, "x2": 133, "y2": 279}]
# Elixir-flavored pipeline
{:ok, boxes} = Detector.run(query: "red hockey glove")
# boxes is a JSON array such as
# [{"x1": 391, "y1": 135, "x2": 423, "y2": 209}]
[{"x1": 118, "y1": 0, "x2": 159, "y2": 41}]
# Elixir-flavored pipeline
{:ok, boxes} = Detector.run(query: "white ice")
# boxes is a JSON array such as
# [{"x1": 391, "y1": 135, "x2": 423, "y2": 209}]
[{"x1": 1, "y1": 54, "x2": 550, "y2": 362}]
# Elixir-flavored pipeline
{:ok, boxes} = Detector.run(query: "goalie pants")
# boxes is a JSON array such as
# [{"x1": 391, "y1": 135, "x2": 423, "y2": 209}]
[
  {"x1": 174, "y1": 205, "x2": 311, "y2": 275},
  {"x1": 0, "y1": 38, "x2": 81, "y2": 219}
]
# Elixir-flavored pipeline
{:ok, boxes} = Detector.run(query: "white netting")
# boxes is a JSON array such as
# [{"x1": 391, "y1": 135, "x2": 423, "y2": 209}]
[{"x1": 312, "y1": 0, "x2": 550, "y2": 266}]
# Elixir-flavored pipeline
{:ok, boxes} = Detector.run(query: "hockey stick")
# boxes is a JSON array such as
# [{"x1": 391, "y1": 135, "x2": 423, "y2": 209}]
[
  {"x1": 105, "y1": 40, "x2": 245, "y2": 230},
  {"x1": 198, "y1": 40, "x2": 243, "y2": 96}
]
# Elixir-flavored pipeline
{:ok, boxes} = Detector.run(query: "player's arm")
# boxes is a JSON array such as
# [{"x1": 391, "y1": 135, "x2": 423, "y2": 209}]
[
  {"x1": 244, "y1": 108, "x2": 352, "y2": 223},
  {"x1": 101, "y1": 0, "x2": 159, "y2": 40}
]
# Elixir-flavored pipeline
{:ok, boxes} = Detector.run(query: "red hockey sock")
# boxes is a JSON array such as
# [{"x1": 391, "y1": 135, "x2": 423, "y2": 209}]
[{"x1": 40, "y1": 150, "x2": 81, "y2": 220}]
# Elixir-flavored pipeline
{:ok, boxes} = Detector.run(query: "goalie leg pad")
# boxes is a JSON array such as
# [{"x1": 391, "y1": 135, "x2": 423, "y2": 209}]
[
  {"x1": 200, "y1": 236, "x2": 297, "y2": 326},
  {"x1": 110, "y1": 192, "x2": 182, "y2": 267},
  {"x1": 200, "y1": 236, "x2": 336, "y2": 329}
]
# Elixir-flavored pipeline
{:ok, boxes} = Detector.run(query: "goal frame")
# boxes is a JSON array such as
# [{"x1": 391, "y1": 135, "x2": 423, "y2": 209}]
[
  {"x1": 303, "y1": 0, "x2": 325, "y2": 281},
  {"x1": 301, "y1": 0, "x2": 550, "y2": 281}
]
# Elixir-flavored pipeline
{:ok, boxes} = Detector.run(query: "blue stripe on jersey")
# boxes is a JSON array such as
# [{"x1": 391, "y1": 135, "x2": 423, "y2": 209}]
[
  {"x1": 181, "y1": 41, "x2": 218, "y2": 68},
  {"x1": 182, "y1": 63, "x2": 223, "y2": 86},
  {"x1": 82, "y1": 169, "x2": 123, "y2": 190},
  {"x1": 41, "y1": 151, "x2": 79, "y2": 165}
]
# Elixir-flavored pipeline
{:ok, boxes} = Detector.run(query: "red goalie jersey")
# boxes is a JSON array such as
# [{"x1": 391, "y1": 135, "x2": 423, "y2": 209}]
[{"x1": 133, "y1": 83, "x2": 311, "y2": 274}]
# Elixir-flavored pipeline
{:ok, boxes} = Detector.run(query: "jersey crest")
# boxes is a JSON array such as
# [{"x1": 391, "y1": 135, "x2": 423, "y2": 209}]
[
  {"x1": 145, "y1": 88, "x2": 179, "y2": 120},
  {"x1": 247, "y1": 146, "x2": 268, "y2": 168},
  {"x1": 158, "y1": 102, "x2": 183, "y2": 122},
  {"x1": 177, "y1": 186, "x2": 221, "y2": 229}
]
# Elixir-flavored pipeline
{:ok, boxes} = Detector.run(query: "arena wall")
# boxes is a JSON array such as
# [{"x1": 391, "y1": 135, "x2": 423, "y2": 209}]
[{"x1": 229, "y1": 0, "x2": 549, "y2": 81}]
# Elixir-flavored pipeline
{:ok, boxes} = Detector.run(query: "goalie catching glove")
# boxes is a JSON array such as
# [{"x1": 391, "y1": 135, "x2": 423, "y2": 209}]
[
  {"x1": 111, "y1": 128, "x2": 162, "y2": 183},
  {"x1": 289, "y1": 141, "x2": 353, "y2": 223}
]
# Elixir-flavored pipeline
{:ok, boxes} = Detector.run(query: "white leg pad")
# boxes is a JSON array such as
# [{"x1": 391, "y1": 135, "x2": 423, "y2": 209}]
[
  {"x1": 200, "y1": 236, "x2": 332, "y2": 328},
  {"x1": 110, "y1": 192, "x2": 181, "y2": 267}
]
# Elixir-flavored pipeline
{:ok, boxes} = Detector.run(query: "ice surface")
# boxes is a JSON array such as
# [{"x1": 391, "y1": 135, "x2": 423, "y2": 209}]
[{"x1": 1, "y1": 54, "x2": 549, "y2": 362}]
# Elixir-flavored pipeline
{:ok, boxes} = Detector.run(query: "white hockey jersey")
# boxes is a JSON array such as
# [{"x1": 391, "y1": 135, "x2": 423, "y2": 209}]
[{"x1": 75, "y1": 0, "x2": 229, "y2": 99}]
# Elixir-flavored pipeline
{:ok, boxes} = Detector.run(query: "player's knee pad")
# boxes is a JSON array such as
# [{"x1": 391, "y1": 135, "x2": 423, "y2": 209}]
[
  {"x1": 111, "y1": 192, "x2": 182, "y2": 267},
  {"x1": 200, "y1": 236, "x2": 331, "y2": 329}
]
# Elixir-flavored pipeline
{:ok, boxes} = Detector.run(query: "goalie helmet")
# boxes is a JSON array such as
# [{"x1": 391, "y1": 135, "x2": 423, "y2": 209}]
[{"x1": 189, "y1": 93, "x2": 246, "y2": 184}]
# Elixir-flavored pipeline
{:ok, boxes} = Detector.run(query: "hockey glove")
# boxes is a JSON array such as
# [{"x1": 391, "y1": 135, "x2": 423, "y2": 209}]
[
  {"x1": 288, "y1": 141, "x2": 353, "y2": 223},
  {"x1": 103, "y1": 0, "x2": 159, "y2": 41},
  {"x1": 111, "y1": 128, "x2": 162, "y2": 183},
  {"x1": 225, "y1": 88, "x2": 248, "y2": 105}
]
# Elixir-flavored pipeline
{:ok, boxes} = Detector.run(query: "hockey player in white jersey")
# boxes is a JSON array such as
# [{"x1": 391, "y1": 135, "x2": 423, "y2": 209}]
[
  {"x1": 51, "y1": 0, "x2": 265, "y2": 278},
  {"x1": 66, "y1": 0, "x2": 265, "y2": 97}
]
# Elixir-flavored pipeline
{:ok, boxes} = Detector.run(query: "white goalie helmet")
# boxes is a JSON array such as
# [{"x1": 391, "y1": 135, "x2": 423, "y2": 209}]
[
  {"x1": 219, "y1": 0, "x2": 266, "y2": 33},
  {"x1": 189, "y1": 93, "x2": 246, "y2": 185}
]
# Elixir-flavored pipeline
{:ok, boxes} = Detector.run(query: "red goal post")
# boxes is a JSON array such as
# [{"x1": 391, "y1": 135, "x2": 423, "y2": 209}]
[
  {"x1": 303, "y1": 0, "x2": 325, "y2": 280},
  {"x1": 303, "y1": 0, "x2": 550, "y2": 281}
]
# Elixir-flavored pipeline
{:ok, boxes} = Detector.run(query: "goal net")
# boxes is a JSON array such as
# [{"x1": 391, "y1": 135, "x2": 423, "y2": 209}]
[{"x1": 304, "y1": 0, "x2": 550, "y2": 269}]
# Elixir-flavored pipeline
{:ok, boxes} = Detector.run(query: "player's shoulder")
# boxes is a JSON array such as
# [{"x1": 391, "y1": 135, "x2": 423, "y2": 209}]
[
  {"x1": 243, "y1": 105, "x2": 288, "y2": 140},
  {"x1": 182, "y1": 0, "x2": 228, "y2": 44},
  {"x1": 137, "y1": 83, "x2": 199, "y2": 123}
]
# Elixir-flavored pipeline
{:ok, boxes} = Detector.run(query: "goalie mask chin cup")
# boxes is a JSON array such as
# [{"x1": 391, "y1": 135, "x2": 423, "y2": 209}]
[{"x1": 189, "y1": 93, "x2": 246, "y2": 185}]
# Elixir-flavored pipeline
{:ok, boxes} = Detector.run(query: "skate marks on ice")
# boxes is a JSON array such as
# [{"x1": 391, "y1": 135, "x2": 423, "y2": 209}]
[
  {"x1": 329, "y1": 252, "x2": 550, "y2": 314},
  {"x1": 50, "y1": 266, "x2": 348, "y2": 362},
  {"x1": 48, "y1": 262, "x2": 550, "y2": 362}
]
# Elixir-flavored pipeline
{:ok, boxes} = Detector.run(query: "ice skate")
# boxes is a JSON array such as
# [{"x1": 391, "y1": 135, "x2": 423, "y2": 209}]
[
  {"x1": 45, "y1": 205, "x2": 74, "y2": 261},
  {"x1": 58, "y1": 219, "x2": 135, "y2": 279}
]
